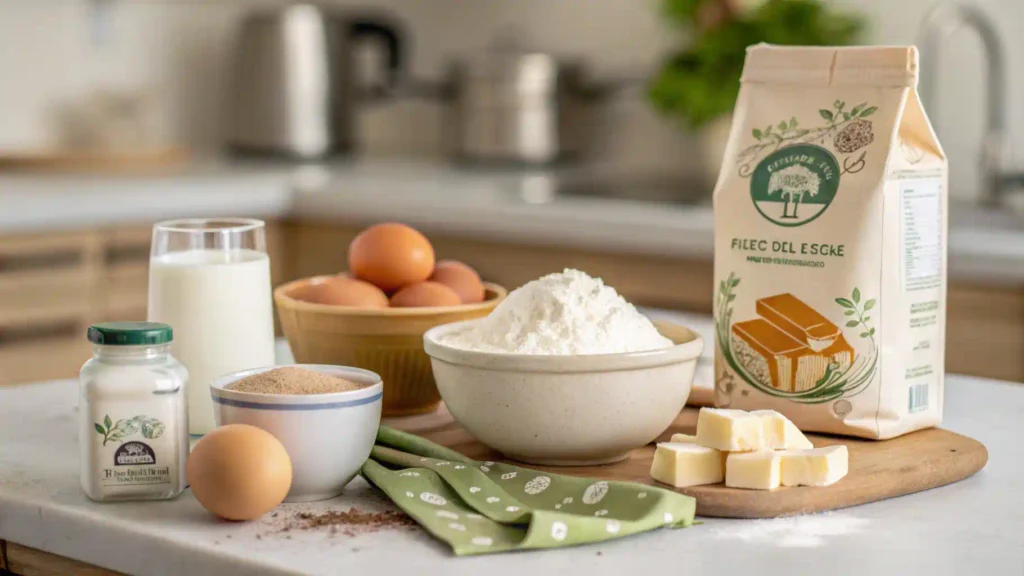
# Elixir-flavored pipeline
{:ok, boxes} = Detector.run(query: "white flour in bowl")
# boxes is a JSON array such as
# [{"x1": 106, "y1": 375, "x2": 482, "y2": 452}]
[{"x1": 440, "y1": 269, "x2": 673, "y2": 355}]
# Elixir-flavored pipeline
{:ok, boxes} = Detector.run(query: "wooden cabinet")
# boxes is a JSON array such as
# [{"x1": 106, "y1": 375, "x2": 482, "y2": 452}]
[
  {"x1": 0, "y1": 222, "x2": 289, "y2": 386},
  {"x1": 98, "y1": 226, "x2": 152, "y2": 322},
  {"x1": 2, "y1": 540, "x2": 123, "y2": 575},
  {"x1": 0, "y1": 230, "x2": 99, "y2": 384},
  {"x1": 946, "y1": 284, "x2": 1024, "y2": 382}
]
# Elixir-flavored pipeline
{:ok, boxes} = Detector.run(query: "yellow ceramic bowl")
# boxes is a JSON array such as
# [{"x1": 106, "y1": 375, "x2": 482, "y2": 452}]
[{"x1": 274, "y1": 277, "x2": 507, "y2": 416}]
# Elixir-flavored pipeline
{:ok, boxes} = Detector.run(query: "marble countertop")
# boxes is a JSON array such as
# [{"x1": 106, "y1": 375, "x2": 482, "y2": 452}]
[
  {"x1": 1, "y1": 377, "x2": 1020, "y2": 575},
  {"x1": 1, "y1": 308, "x2": 1022, "y2": 575},
  {"x1": 2, "y1": 159, "x2": 1023, "y2": 285},
  {"x1": 0, "y1": 163, "x2": 295, "y2": 233}
]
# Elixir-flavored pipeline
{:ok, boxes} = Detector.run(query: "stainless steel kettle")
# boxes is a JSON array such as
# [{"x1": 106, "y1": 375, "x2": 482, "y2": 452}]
[
  {"x1": 225, "y1": 4, "x2": 402, "y2": 158},
  {"x1": 434, "y1": 39, "x2": 642, "y2": 165},
  {"x1": 445, "y1": 49, "x2": 590, "y2": 165}
]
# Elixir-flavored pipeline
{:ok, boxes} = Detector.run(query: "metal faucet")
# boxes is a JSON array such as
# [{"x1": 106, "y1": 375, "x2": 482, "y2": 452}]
[{"x1": 919, "y1": 0, "x2": 1020, "y2": 206}]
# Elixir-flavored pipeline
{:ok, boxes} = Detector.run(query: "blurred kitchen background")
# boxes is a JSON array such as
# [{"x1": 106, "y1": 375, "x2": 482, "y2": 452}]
[{"x1": 1, "y1": 0, "x2": 1022, "y2": 385}]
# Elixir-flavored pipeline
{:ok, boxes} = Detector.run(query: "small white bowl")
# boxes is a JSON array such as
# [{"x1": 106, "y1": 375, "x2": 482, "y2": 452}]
[
  {"x1": 423, "y1": 320, "x2": 703, "y2": 466},
  {"x1": 210, "y1": 364, "x2": 382, "y2": 502}
]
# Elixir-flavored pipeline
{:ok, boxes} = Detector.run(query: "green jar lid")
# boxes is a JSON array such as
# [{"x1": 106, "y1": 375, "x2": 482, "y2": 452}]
[{"x1": 87, "y1": 322, "x2": 173, "y2": 346}]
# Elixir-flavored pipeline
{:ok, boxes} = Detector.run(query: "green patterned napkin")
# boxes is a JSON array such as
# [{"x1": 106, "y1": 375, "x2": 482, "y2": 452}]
[{"x1": 361, "y1": 426, "x2": 696, "y2": 555}]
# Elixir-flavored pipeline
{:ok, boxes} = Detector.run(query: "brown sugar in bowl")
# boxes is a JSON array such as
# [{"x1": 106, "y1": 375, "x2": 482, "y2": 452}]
[{"x1": 274, "y1": 277, "x2": 507, "y2": 416}]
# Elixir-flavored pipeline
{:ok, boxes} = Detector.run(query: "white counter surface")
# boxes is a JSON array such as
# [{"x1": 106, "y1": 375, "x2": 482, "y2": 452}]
[
  {"x1": 1, "y1": 313, "x2": 1021, "y2": 575},
  {"x1": 0, "y1": 164, "x2": 295, "y2": 233},
  {"x1": 2, "y1": 160, "x2": 1023, "y2": 285}
]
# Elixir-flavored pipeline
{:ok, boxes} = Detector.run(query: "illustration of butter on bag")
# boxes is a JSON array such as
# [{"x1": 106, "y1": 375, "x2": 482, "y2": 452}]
[
  {"x1": 757, "y1": 293, "x2": 841, "y2": 352},
  {"x1": 730, "y1": 293, "x2": 854, "y2": 393}
]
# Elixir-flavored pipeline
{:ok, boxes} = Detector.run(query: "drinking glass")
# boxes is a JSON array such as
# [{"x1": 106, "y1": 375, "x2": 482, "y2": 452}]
[{"x1": 148, "y1": 218, "x2": 276, "y2": 435}]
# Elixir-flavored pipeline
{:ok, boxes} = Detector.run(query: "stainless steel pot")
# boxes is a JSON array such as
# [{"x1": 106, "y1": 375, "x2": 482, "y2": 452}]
[
  {"x1": 225, "y1": 4, "x2": 402, "y2": 158},
  {"x1": 441, "y1": 45, "x2": 618, "y2": 165}
]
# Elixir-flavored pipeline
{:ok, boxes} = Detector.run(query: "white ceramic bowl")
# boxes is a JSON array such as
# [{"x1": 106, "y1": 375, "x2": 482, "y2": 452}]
[
  {"x1": 423, "y1": 320, "x2": 703, "y2": 466},
  {"x1": 210, "y1": 364, "x2": 382, "y2": 502}
]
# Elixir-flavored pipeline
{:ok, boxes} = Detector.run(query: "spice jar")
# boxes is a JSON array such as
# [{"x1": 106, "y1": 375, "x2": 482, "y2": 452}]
[{"x1": 79, "y1": 322, "x2": 189, "y2": 501}]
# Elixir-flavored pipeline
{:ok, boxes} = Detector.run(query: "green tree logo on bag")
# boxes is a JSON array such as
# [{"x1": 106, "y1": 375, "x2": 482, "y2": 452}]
[{"x1": 750, "y1": 144, "x2": 840, "y2": 227}]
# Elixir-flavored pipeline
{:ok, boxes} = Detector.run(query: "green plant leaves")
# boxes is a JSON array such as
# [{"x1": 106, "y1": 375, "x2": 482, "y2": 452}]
[
  {"x1": 834, "y1": 100, "x2": 845, "y2": 109},
  {"x1": 142, "y1": 419, "x2": 165, "y2": 439},
  {"x1": 122, "y1": 418, "x2": 141, "y2": 436},
  {"x1": 753, "y1": 128, "x2": 763, "y2": 140},
  {"x1": 820, "y1": 109, "x2": 834, "y2": 121},
  {"x1": 93, "y1": 414, "x2": 164, "y2": 444},
  {"x1": 837, "y1": 289, "x2": 876, "y2": 343},
  {"x1": 648, "y1": 0, "x2": 866, "y2": 129},
  {"x1": 133, "y1": 416, "x2": 166, "y2": 439},
  {"x1": 716, "y1": 272, "x2": 741, "y2": 353},
  {"x1": 860, "y1": 106, "x2": 877, "y2": 117},
  {"x1": 661, "y1": 0, "x2": 708, "y2": 26},
  {"x1": 105, "y1": 419, "x2": 133, "y2": 444}
]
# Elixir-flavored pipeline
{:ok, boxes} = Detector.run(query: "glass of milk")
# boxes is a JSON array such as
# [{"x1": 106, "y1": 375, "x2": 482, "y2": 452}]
[{"x1": 148, "y1": 218, "x2": 275, "y2": 436}]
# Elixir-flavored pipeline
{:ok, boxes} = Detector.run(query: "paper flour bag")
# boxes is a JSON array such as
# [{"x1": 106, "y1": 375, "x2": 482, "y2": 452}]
[{"x1": 713, "y1": 45, "x2": 947, "y2": 439}]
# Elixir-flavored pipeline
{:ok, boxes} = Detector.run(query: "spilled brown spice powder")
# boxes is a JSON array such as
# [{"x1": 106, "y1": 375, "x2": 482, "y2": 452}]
[{"x1": 270, "y1": 508, "x2": 417, "y2": 538}]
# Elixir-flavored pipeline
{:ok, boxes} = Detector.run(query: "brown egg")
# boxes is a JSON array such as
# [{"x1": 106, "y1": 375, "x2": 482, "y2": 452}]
[
  {"x1": 390, "y1": 281, "x2": 462, "y2": 308},
  {"x1": 288, "y1": 277, "x2": 388, "y2": 308},
  {"x1": 430, "y1": 260, "x2": 485, "y2": 303},
  {"x1": 187, "y1": 424, "x2": 292, "y2": 521},
  {"x1": 348, "y1": 223, "x2": 435, "y2": 292}
]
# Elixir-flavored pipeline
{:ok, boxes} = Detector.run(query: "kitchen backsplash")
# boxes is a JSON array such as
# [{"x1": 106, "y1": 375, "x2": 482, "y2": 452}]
[{"x1": 1, "y1": 0, "x2": 1021, "y2": 199}]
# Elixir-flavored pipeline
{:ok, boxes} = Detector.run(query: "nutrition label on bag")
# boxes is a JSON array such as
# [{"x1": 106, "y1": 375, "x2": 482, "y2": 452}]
[{"x1": 900, "y1": 178, "x2": 943, "y2": 291}]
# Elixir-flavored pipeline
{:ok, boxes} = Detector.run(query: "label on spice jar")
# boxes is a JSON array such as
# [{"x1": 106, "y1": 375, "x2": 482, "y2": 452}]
[{"x1": 91, "y1": 412, "x2": 175, "y2": 489}]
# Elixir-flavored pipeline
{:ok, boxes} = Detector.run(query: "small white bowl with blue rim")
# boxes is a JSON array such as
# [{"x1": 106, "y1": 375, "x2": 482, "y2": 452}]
[{"x1": 210, "y1": 364, "x2": 383, "y2": 502}]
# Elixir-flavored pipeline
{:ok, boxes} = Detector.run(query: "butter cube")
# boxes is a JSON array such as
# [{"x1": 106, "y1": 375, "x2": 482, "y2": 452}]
[
  {"x1": 751, "y1": 410, "x2": 814, "y2": 450},
  {"x1": 725, "y1": 451, "x2": 782, "y2": 490},
  {"x1": 671, "y1": 432, "x2": 729, "y2": 467},
  {"x1": 780, "y1": 445, "x2": 849, "y2": 487},
  {"x1": 650, "y1": 442, "x2": 725, "y2": 488},
  {"x1": 696, "y1": 408, "x2": 765, "y2": 451}
]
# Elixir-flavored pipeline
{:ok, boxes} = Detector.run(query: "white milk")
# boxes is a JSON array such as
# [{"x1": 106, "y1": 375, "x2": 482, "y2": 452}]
[{"x1": 148, "y1": 249, "x2": 275, "y2": 435}]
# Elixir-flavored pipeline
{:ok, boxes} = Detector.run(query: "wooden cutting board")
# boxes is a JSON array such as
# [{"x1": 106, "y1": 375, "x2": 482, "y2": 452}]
[{"x1": 408, "y1": 407, "x2": 988, "y2": 518}]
